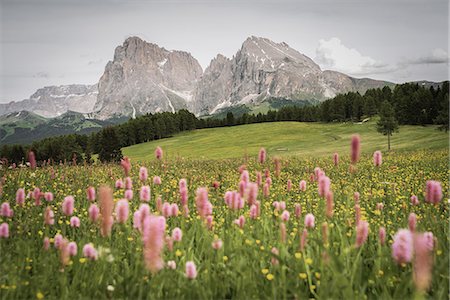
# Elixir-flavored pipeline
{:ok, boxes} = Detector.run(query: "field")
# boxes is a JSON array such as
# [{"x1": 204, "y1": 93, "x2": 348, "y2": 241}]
[
  {"x1": 123, "y1": 121, "x2": 448, "y2": 160},
  {"x1": 0, "y1": 124, "x2": 448, "y2": 299}
]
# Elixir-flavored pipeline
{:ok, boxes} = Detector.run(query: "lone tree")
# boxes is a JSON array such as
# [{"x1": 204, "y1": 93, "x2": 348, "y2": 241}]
[{"x1": 377, "y1": 101, "x2": 399, "y2": 151}]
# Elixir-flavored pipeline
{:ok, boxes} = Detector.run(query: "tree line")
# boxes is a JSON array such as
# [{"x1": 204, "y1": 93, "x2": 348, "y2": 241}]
[{"x1": 1, "y1": 81, "x2": 448, "y2": 165}]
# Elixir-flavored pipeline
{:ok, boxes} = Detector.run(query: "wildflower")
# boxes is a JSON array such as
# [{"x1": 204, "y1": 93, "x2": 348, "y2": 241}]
[
  {"x1": 379, "y1": 227, "x2": 386, "y2": 245},
  {"x1": 0, "y1": 223, "x2": 9, "y2": 238},
  {"x1": 70, "y1": 216, "x2": 80, "y2": 228},
  {"x1": 326, "y1": 191, "x2": 334, "y2": 218},
  {"x1": 43, "y1": 237, "x2": 50, "y2": 250},
  {"x1": 16, "y1": 188, "x2": 25, "y2": 206},
  {"x1": 212, "y1": 181, "x2": 220, "y2": 189},
  {"x1": 287, "y1": 179, "x2": 292, "y2": 192},
  {"x1": 120, "y1": 157, "x2": 131, "y2": 176},
  {"x1": 423, "y1": 232, "x2": 434, "y2": 250},
  {"x1": 67, "y1": 242, "x2": 77, "y2": 256},
  {"x1": 155, "y1": 146, "x2": 163, "y2": 160},
  {"x1": 125, "y1": 177, "x2": 133, "y2": 189},
  {"x1": 256, "y1": 171, "x2": 262, "y2": 186},
  {"x1": 86, "y1": 187, "x2": 96, "y2": 202},
  {"x1": 167, "y1": 260, "x2": 176, "y2": 269},
  {"x1": 153, "y1": 176, "x2": 162, "y2": 185},
  {"x1": 413, "y1": 233, "x2": 434, "y2": 292},
  {"x1": 408, "y1": 213, "x2": 417, "y2": 232},
  {"x1": 162, "y1": 202, "x2": 172, "y2": 218},
  {"x1": 115, "y1": 199, "x2": 129, "y2": 224},
  {"x1": 281, "y1": 210, "x2": 290, "y2": 222},
  {"x1": 172, "y1": 227, "x2": 182, "y2": 242},
  {"x1": 373, "y1": 150, "x2": 382, "y2": 167},
  {"x1": 318, "y1": 176, "x2": 330, "y2": 197},
  {"x1": 140, "y1": 186, "x2": 151, "y2": 202},
  {"x1": 142, "y1": 216, "x2": 166, "y2": 273},
  {"x1": 305, "y1": 213, "x2": 315, "y2": 228},
  {"x1": 44, "y1": 207, "x2": 55, "y2": 225},
  {"x1": 28, "y1": 151, "x2": 36, "y2": 170},
  {"x1": 300, "y1": 229, "x2": 308, "y2": 251},
  {"x1": 425, "y1": 180, "x2": 442, "y2": 204},
  {"x1": 266, "y1": 274, "x2": 274, "y2": 281},
  {"x1": 62, "y1": 196, "x2": 74, "y2": 216},
  {"x1": 299, "y1": 273, "x2": 307, "y2": 279},
  {"x1": 294, "y1": 204, "x2": 302, "y2": 219},
  {"x1": 206, "y1": 215, "x2": 213, "y2": 230},
  {"x1": 171, "y1": 203, "x2": 179, "y2": 216},
  {"x1": 351, "y1": 134, "x2": 361, "y2": 164},
  {"x1": 299, "y1": 180, "x2": 307, "y2": 192},
  {"x1": 355, "y1": 220, "x2": 369, "y2": 248},
  {"x1": 139, "y1": 167, "x2": 148, "y2": 182},
  {"x1": 333, "y1": 152, "x2": 339, "y2": 166},
  {"x1": 0, "y1": 202, "x2": 13, "y2": 218},
  {"x1": 250, "y1": 204, "x2": 258, "y2": 219},
  {"x1": 271, "y1": 247, "x2": 279, "y2": 265},
  {"x1": 212, "y1": 239, "x2": 223, "y2": 250},
  {"x1": 234, "y1": 215, "x2": 245, "y2": 229},
  {"x1": 263, "y1": 183, "x2": 270, "y2": 197},
  {"x1": 99, "y1": 186, "x2": 114, "y2": 237},
  {"x1": 83, "y1": 243, "x2": 98, "y2": 260},
  {"x1": 54, "y1": 234, "x2": 63, "y2": 249},
  {"x1": 392, "y1": 229, "x2": 413, "y2": 264},
  {"x1": 195, "y1": 187, "x2": 212, "y2": 218},
  {"x1": 115, "y1": 179, "x2": 124, "y2": 189},
  {"x1": 354, "y1": 192, "x2": 360, "y2": 204},
  {"x1": 258, "y1": 148, "x2": 266, "y2": 164},
  {"x1": 185, "y1": 261, "x2": 197, "y2": 279},
  {"x1": 410, "y1": 195, "x2": 419, "y2": 206},
  {"x1": 33, "y1": 188, "x2": 42, "y2": 206},
  {"x1": 88, "y1": 204, "x2": 100, "y2": 222},
  {"x1": 44, "y1": 192, "x2": 53, "y2": 202}
]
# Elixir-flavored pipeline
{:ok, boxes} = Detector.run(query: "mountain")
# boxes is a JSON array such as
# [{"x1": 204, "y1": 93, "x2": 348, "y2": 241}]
[
  {"x1": 92, "y1": 36, "x2": 203, "y2": 120},
  {"x1": 0, "y1": 84, "x2": 97, "y2": 118},
  {"x1": 0, "y1": 110, "x2": 116, "y2": 145},
  {"x1": 193, "y1": 36, "x2": 393, "y2": 115}
]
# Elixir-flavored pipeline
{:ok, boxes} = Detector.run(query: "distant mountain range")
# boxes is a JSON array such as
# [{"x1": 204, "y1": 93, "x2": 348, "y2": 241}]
[{"x1": 0, "y1": 36, "x2": 445, "y2": 144}]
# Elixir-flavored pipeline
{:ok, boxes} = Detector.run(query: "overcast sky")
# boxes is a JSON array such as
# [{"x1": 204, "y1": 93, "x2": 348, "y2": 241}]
[{"x1": 0, "y1": 0, "x2": 448, "y2": 103}]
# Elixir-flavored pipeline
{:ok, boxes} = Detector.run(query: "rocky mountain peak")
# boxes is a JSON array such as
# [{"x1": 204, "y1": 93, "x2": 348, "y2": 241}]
[{"x1": 93, "y1": 36, "x2": 203, "y2": 120}]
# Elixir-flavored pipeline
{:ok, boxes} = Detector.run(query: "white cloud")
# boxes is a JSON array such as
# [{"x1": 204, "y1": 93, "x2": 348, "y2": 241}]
[{"x1": 315, "y1": 37, "x2": 396, "y2": 76}]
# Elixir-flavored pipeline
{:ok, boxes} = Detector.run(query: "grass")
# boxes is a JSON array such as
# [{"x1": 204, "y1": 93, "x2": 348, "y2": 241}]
[
  {"x1": 1, "y1": 149, "x2": 448, "y2": 299},
  {"x1": 123, "y1": 120, "x2": 448, "y2": 161}
]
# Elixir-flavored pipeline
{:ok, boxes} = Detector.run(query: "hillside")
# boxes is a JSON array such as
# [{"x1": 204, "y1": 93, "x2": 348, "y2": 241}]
[
  {"x1": 0, "y1": 111, "x2": 120, "y2": 145},
  {"x1": 122, "y1": 120, "x2": 448, "y2": 161}
]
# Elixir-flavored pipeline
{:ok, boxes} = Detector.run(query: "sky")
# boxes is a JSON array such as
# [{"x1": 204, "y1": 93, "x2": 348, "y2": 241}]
[{"x1": 0, "y1": 0, "x2": 449, "y2": 103}]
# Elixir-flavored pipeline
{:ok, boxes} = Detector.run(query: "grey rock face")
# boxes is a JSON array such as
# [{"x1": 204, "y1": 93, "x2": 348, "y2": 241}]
[
  {"x1": 0, "y1": 84, "x2": 97, "y2": 118},
  {"x1": 2, "y1": 36, "x2": 392, "y2": 120},
  {"x1": 193, "y1": 36, "x2": 390, "y2": 115},
  {"x1": 93, "y1": 36, "x2": 203, "y2": 120}
]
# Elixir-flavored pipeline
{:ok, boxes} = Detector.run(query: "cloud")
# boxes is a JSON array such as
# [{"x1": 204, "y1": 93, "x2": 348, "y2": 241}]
[
  {"x1": 87, "y1": 58, "x2": 104, "y2": 66},
  {"x1": 32, "y1": 72, "x2": 50, "y2": 78},
  {"x1": 315, "y1": 37, "x2": 396, "y2": 76},
  {"x1": 401, "y1": 48, "x2": 449, "y2": 65}
]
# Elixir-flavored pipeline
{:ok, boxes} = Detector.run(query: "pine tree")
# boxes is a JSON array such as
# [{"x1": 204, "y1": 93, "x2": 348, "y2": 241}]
[
  {"x1": 377, "y1": 101, "x2": 399, "y2": 151},
  {"x1": 98, "y1": 126, "x2": 123, "y2": 162}
]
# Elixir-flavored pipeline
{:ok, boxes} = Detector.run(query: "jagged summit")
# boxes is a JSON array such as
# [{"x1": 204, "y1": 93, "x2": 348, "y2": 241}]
[{"x1": 2, "y1": 36, "x2": 392, "y2": 119}]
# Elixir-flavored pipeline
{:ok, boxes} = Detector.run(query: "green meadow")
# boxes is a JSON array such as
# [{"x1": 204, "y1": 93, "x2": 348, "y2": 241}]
[{"x1": 123, "y1": 121, "x2": 448, "y2": 161}]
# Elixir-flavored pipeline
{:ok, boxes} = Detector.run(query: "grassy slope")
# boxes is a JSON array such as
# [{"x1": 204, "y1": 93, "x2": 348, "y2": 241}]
[{"x1": 123, "y1": 120, "x2": 449, "y2": 161}]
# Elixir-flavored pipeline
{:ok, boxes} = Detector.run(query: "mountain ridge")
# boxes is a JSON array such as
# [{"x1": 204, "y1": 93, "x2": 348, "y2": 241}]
[{"x1": 0, "y1": 35, "x2": 419, "y2": 120}]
